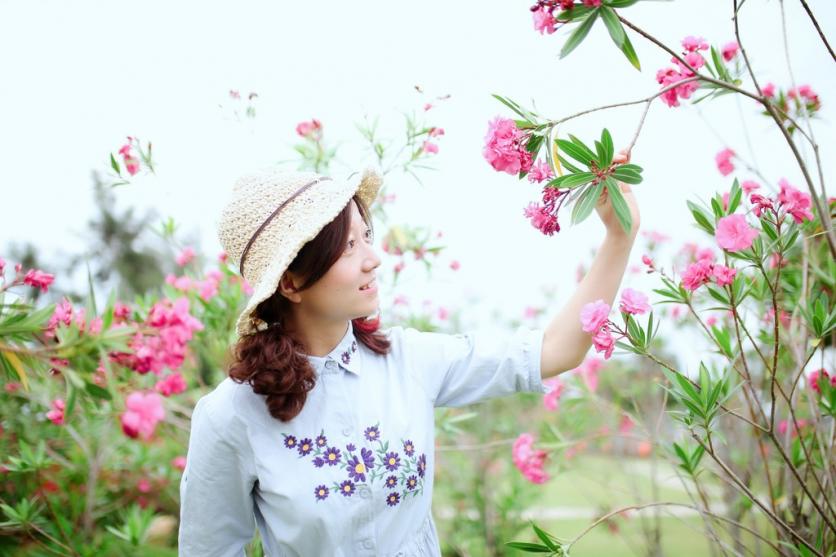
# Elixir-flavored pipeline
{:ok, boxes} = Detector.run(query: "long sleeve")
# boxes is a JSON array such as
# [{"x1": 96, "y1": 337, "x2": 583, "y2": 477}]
[
  {"x1": 178, "y1": 395, "x2": 258, "y2": 556},
  {"x1": 394, "y1": 325, "x2": 549, "y2": 407}
]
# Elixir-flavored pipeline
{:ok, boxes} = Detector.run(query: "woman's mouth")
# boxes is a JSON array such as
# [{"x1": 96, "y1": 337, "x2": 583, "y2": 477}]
[{"x1": 359, "y1": 279, "x2": 377, "y2": 293}]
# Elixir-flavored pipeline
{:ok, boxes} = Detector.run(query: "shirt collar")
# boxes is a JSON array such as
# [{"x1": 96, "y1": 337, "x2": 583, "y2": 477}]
[{"x1": 305, "y1": 323, "x2": 361, "y2": 376}]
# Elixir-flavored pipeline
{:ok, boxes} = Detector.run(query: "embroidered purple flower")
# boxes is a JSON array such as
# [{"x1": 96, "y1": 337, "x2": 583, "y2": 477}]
[
  {"x1": 325, "y1": 447, "x2": 341, "y2": 466},
  {"x1": 283, "y1": 435, "x2": 297, "y2": 449},
  {"x1": 314, "y1": 485, "x2": 329, "y2": 501},
  {"x1": 385, "y1": 475, "x2": 398, "y2": 488},
  {"x1": 346, "y1": 443, "x2": 356, "y2": 452},
  {"x1": 403, "y1": 440, "x2": 415, "y2": 457},
  {"x1": 313, "y1": 457, "x2": 325, "y2": 468},
  {"x1": 364, "y1": 425, "x2": 380, "y2": 442},
  {"x1": 347, "y1": 449, "x2": 374, "y2": 482},
  {"x1": 298, "y1": 438, "x2": 313, "y2": 456},
  {"x1": 386, "y1": 492, "x2": 401, "y2": 507},
  {"x1": 406, "y1": 475, "x2": 418, "y2": 490},
  {"x1": 339, "y1": 480, "x2": 355, "y2": 497},
  {"x1": 417, "y1": 454, "x2": 427, "y2": 478},
  {"x1": 341, "y1": 351, "x2": 351, "y2": 365},
  {"x1": 383, "y1": 451, "x2": 400, "y2": 471},
  {"x1": 316, "y1": 434, "x2": 327, "y2": 447}
]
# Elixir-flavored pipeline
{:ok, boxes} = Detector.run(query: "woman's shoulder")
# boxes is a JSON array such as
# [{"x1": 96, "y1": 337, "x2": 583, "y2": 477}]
[{"x1": 191, "y1": 376, "x2": 263, "y2": 436}]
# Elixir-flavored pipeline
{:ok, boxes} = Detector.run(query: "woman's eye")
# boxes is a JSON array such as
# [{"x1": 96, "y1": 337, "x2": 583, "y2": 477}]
[
  {"x1": 346, "y1": 239, "x2": 355, "y2": 250},
  {"x1": 364, "y1": 229, "x2": 373, "y2": 242}
]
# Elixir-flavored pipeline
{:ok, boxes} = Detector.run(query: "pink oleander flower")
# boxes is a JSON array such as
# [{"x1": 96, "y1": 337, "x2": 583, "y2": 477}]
[
  {"x1": 741, "y1": 180, "x2": 760, "y2": 195},
  {"x1": 722, "y1": 192, "x2": 730, "y2": 211},
  {"x1": 778, "y1": 418, "x2": 809, "y2": 438},
  {"x1": 523, "y1": 202, "x2": 560, "y2": 236},
  {"x1": 113, "y1": 301, "x2": 132, "y2": 321},
  {"x1": 23, "y1": 269, "x2": 55, "y2": 293},
  {"x1": 449, "y1": 260, "x2": 460, "y2": 271},
  {"x1": 582, "y1": 0, "x2": 602, "y2": 6},
  {"x1": 750, "y1": 193, "x2": 774, "y2": 218},
  {"x1": 423, "y1": 102, "x2": 433, "y2": 111},
  {"x1": 295, "y1": 119, "x2": 322, "y2": 139},
  {"x1": 580, "y1": 300, "x2": 610, "y2": 333},
  {"x1": 532, "y1": 6, "x2": 557, "y2": 35},
  {"x1": 218, "y1": 251, "x2": 229, "y2": 264},
  {"x1": 46, "y1": 399, "x2": 65, "y2": 425},
  {"x1": 155, "y1": 372, "x2": 187, "y2": 397},
  {"x1": 542, "y1": 376, "x2": 565, "y2": 411},
  {"x1": 721, "y1": 41, "x2": 739, "y2": 61},
  {"x1": 807, "y1": 368, "x2": 833, "y2": 395},
  {"x1": 777, "y1": 178, "x2": 814, "y2": 223},
  {"x1": 428, "y1": 127, "x2": 445, "y2": 138},
  {"x1": 715, "y1": 148, "x2": 735, "y2": 176},
  {"x1": 641, "y1": 254, "x2": 655, "y2": 272},
  {"x1": 641, "y1": 230, "x2": 670, "y2": 244},
  {"x1": 681, "y1": 260, "x2": 714, "y2": 292},
  {"x1": 591, "y1": 328, "x2": 615, "y2": 360},
  {"x1": 527, "y1": 159, "x2": 554, "y2": 184},
  {"x1": 0, "y1": 257, "x2": 5, "y2": 275},
  {"x1": 787, "y1": 84, "x2": 821, "y2": 109},
  {"x1": 576, "y1": 357, "x2": 603, "y2": 393},
  {"x1": 716, "y1": 214, "x2": 759, "y2": 251},
  {"x1": 762, "y1": 82, "x2": 775, "y2": 98},
  {"x1": 712, "y1": 264, "x2": 737, "y2": 286},
  {"x1": 619, "y1": 288, "x2": 651, "y2": 315},
  {"x1": 422, "y1": 141, "x2": 439, "y2": 155},
  {"x1": 121, "y1": 391, "x2": 165, "y2": 440},
  {"x1": 111, "y1": 297, "x2": 204, "y2": 376},
  {"x1": 172, "y1": 455, "x2": 187, "y2": 471},
  {"x1": 512, "y1": 433, "x2": 549, "y2": 484},
  {"x1": 176, "y1": 247, "x2": 195, "y2": 267},
  {"x1": 706, "y1": 315, "x2": 718, "y2": 327},
  {"x1": 482, "y1": 116, "x2": 533, "y2": 175},
  {"x1": 118, "y1": 140, "x2": 141, "y2": 176},
  {"x1": 681, "y1": 36, "x2": 709, "y2": 52}
]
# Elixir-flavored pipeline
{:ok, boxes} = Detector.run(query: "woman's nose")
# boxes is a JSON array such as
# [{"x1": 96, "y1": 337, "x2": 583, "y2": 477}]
[{"x1": 364, "y1": 244, "x2": 381, "y2": 271}]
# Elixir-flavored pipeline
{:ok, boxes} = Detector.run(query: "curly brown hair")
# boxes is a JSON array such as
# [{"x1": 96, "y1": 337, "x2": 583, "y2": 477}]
[{"x1": 227, "y1": 194, "x2": 390, "y2": 422}]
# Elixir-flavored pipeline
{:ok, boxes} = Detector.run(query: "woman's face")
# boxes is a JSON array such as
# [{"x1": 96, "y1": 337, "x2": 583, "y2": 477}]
[{"x1": 288, "y1": 200, "x2": 381, "y2": 322}]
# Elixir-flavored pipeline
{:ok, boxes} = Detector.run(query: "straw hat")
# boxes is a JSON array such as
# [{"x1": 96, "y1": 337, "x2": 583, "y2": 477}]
[{"x1": 216, "y1": 165, "x2": 383, "y2": 338}]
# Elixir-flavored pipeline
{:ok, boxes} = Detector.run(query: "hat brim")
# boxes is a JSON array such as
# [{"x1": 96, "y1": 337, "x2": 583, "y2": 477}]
[{"x1": 234, "y1": 167, "x2": 383, "y2": 338}]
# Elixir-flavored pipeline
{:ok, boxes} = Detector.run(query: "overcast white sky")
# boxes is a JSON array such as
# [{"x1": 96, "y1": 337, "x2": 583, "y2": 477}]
[{"x1": 1, "y1": 0, "x2": 833, "y2": 372}]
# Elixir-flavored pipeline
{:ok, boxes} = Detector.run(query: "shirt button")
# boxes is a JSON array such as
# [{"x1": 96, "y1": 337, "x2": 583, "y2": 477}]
[
  {"x1": 342, "y1": 426, "x2": 351, "y2": 436},
  {"x1": 363, "y1": 539, "x2": 374, "y2": 550},
  {"x1": 359, "y1": 487, "x2": 371, "y2": 499}
]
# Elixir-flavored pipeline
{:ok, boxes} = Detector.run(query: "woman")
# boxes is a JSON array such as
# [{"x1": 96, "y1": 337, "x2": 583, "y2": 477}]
[{"x1": 179, "y1": 156, "x2": 639, "y2": 556}]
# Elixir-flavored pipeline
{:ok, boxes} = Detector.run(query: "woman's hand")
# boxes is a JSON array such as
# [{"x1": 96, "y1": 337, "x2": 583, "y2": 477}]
[{"x1": 594, "y1": 148, "x2": 640, "y2": 240}]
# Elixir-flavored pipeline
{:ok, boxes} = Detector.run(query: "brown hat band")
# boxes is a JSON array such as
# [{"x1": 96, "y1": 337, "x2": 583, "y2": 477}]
[{"x1": 239, "y1": 176, "x2": 332, "y2": 277}]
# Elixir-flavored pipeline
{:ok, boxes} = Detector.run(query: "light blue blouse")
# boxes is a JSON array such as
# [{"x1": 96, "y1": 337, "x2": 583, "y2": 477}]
[{"x1": 178, "y1": 323, "x2": 548, "y2": 556}]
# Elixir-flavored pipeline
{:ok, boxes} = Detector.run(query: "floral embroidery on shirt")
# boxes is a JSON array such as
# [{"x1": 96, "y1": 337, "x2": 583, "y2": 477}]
[
  {"x1": 282, "y1": 423, "x2": 426, "y2": 507},
  {"x1": 339, "y1": 339, "x2": 358, "y2": 366}
]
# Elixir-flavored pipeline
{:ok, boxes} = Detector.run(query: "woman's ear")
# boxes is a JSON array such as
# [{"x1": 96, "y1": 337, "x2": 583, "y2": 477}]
[{"x1": 278, "y1": 272, "x2": 303, "y2": 304}]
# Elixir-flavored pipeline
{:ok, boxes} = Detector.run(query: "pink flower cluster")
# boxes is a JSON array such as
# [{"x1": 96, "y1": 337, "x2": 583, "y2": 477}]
[
  {"x1": 715, "y1": 214, "x2": 759, "y2": 251},
  {"x1": 656, "y1": 36, "x2": 709, "y2": 108},
  {"x1": 580, "y1": 300, "x2": 616, "y2": 359},
  {"x1": 46, "y1": 399, "x2": 66, "y2": 425},
  {"x1": 530, "y1": 0, "x2": 577, "y2": 34},
  {"x1": 155, "y1": 372, "x2": 187, "y2": 397},
  {"x1": 574, "y1": 356, "x2": 603, "y2": 393},
  {"x1": 808, "y1": 368, "x2": 834, "y2": 395},
  {"x1": 680, "y1": 250, "x2": 738, "y2": 292},
  {"x1": 748, "y1": 178, "x2": 813, "y2": 224},
  {"x1": 482, "y1": 116, "x2": 533, "y2": 175},
  {"x1": 118, "y1": 136, "x2": 141, "y2": 176},
  {"x1": 165, "y1": 269, "x2": 224, "y2": 302},
  {"x1": 45, "y1": 297, "x2": 104, "y2": 339},
  {"x1": 512, "y1": 433, "x2": 549, "y2": 484},
  {"x1": 619, "y1": 288, "x2": 651, "y2": 315},
  {"x1": 295, "y1": 119, "x2": 323, "y2": 140},
  {"x1": 120, "y1": 391, "x2": 165, "y2": 440},
  {"x1": 721, "y1": 41, "x2": 739, "y2": 61},
  {"x1": 422, "y1": 126, "x2": 445, "y2": 155},
  {"x1": 715, "y1": 148, "x2": 735, "y2": 176},
  {"x1": 524, "y1": 185, "x2": 569, "y2": 236},
  {"x1": 787, "y1": 84, "x2": 821, "y2": 110},
  {"x1": 543, "y1": 376, "x2": 565, "y2": 411},
  {"x1": 111, "y1": 297, "x2": 204, "y2": 376},
  {"x1": 527, "y1": 160, "x2": 554, "y2": 184}
]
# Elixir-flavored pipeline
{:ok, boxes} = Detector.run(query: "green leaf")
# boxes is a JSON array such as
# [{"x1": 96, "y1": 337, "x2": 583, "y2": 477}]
[
  {"x1": 556, "y1": 5, "x2": 596, "y2": 21},
  {"x1": 600, "y1": 128, "x2": 614, "y2": 167},
  {"x1": 557, "y1": 153, "x2": 583, "y2": 174},
  {"x1": 505, "y1": 541, "x2": 553, "y2": 553},
  {"x1": 727, "y1": 178, "x2": 742, "y2": 214},
  {"x1": 491, "y1": 94, "x2": 538, "y2": 123},
  {"x1": 617, "y1": 163, "x2": 643, "y2": 173},
  {"x1": 532, "y1": 523, "x2": 559, "y2": 551},
  {"x1": 599, "y1": 6, "x2": 625, "y2": 47},
  {"x1": 560, "y1": 10, "x2": 599, "y2": 59},
  {"x1": 572, "y1": 182, "x2": 604, "y2": 225},
  {"x1": 549, "y1": 172, "x2": 595, "y2": 189},
  {"x1": 110, "y1": 154, "x2": 121, "y2": 175},
  {"x1": 618, "y1": 29, "x2": 641, "y2": 71},
  {"x1": 85, "y1": 381, "x2": 112, "y2": 400},
  {"x1": 556, "y1": 139, "x2": 596, "y2": 167},
  {"x1": 568, "y1": 134, "x2": 600, "y2": 166},
  {"x1": 607, "y1": 0, "x2": 640, "y2": 7},
  {"x1": 605, "y1": 177, "x2": 632, "y2": 235},
  {"x1": 611, "y1": 168, "x2": 642, "y2": 184}
]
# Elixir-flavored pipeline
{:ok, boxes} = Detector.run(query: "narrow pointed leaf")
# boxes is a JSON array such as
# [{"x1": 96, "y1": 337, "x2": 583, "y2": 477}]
[{"x1": 560, "y1": 10, "x2": 599, "y2": 59}]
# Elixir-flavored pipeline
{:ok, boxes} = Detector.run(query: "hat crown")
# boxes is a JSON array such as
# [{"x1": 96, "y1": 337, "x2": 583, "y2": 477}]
[{"x1": 217, "y1": 167, "x2": 322, "y2": 276}]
